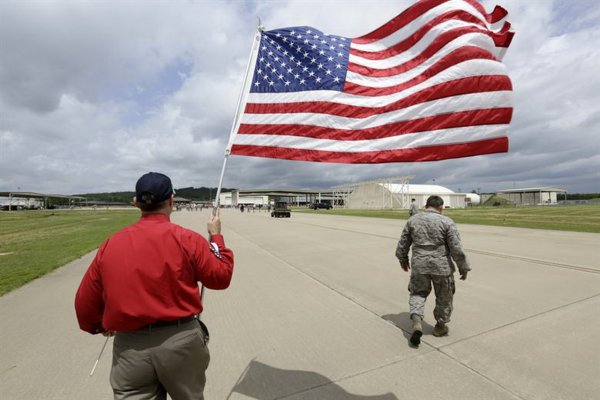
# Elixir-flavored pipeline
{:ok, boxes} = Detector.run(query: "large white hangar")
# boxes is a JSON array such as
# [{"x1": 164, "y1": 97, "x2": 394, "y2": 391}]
[
  {"x1": 220, "y1": 191, "x2": 269, "y2": 207},
  {"x1": 338, "y1": 176, "x2": 476, "y2": 209}
]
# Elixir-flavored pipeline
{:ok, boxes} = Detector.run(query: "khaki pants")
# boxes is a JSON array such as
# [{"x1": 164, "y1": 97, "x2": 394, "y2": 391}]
[
  {"x1": 408, "y1": 273, "x2": 455, "y2": 324},
  {"x1": 110, "y1": 320, "x2": 210, "y2": 400}
]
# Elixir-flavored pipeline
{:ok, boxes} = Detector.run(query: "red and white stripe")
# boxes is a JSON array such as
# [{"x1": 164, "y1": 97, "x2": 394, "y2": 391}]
[{"x1": 230, "y1": 0, "x2": 514, "y2": 164}]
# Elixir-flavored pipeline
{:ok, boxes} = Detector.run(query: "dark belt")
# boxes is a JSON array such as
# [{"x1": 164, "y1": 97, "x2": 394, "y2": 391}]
[{"x1": 145, "y1": 315, "x2": 197, "y2": 329}]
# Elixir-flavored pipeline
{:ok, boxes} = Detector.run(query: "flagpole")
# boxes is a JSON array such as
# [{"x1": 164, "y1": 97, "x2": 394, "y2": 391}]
[
  {"x1": 212, "y1": 21, "x2": 263, "y2": 214},
  {"x1": 200, "y1": 22, "x2": 264, "y2": 317},
  {"x1": 89, "y1": 335, "x2": 111, "y2": 376}
]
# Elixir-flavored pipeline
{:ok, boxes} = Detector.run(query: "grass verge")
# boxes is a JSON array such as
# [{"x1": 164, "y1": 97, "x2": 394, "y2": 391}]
[
  {"x1": 0, "y1": 209, "x2": 139, "y2": 296},
  {"x1": 294, "y1": 204, "x2": 600, "y2": 233}
]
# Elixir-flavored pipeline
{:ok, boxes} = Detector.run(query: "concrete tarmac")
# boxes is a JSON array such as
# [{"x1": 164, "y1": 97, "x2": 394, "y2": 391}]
[{"x1": 1, "y1": 208, "x2": 599, "y2": 399}]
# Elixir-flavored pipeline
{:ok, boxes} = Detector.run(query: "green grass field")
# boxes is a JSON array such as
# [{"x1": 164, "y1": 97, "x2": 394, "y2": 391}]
[
  {"x1": 0, "y1": 210, "x2": 139, "y2": 296},
  {"x1": 295, "y1": 204, "x2": 600, "y2": 233}
]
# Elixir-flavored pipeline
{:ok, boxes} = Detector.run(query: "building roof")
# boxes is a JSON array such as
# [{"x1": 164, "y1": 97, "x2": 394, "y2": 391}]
[
  {"x1": 0, "y1": 191, "x2": 86, "y2": 200},
  {"x1": 230, "y1": 188, "x2": 337, "y2": 197},
  {"x1": 380, "y1": 183, "x2": 455, "y2": 195},
  {"x1": 497, "y1": 187, "x2": 567, "y2": 193}
]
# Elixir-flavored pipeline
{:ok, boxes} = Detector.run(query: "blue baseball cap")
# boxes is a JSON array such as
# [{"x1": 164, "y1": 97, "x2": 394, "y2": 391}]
[{"x1": 135, "y1": 172, "x2": 175, "y2": 204}]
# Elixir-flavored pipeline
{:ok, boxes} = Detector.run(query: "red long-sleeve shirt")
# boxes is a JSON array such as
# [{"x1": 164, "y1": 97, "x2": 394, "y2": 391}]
[{"x1": 75, "y1": 213, "x2": 234, "y2": 334}]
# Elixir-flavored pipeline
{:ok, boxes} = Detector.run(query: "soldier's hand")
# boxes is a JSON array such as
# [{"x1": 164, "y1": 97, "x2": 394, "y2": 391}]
[
  {"x1": 208, "y1": 208, "x2": 221, "y2": 235},
  {"x1": 401, "y1": 262, "x2": 410, "y2": 272},
  {"x1": 460, "y1": 271, "x2": 468, "y2": 281}
]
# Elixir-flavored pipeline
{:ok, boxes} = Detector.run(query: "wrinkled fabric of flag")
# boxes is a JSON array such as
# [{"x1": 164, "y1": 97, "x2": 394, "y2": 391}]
[{"x1": 230, "y1": 0, "x2": 514, "y2": 164}]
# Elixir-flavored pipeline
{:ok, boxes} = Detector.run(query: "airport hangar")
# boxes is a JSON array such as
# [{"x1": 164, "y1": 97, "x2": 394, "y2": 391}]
[
  {"x1": 220, "y1": 176, "x2": 480, "y2": 209},
  {"x1": 496, "y1": 187, "x2": 567, "y2": 205}
]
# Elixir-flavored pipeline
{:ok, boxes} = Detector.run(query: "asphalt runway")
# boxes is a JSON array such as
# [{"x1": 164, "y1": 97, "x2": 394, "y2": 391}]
[{"x1": 1, "y1": 208, "x2": 599, "y2": 399}]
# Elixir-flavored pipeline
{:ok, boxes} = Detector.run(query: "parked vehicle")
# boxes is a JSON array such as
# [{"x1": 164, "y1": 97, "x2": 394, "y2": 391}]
[{"x1": 310, "y1": 202, "x2": 332, "y2": 210}]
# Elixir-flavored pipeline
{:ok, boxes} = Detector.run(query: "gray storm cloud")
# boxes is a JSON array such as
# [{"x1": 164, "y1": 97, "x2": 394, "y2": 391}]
[{"x1": 0, "y1": 0, "x2": 598, "y2": 194}]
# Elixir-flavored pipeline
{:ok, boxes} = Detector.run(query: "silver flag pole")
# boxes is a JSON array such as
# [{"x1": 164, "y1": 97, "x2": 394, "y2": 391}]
[{"x1": 200, "y1": 22, "x2": 263, "y2": 319}]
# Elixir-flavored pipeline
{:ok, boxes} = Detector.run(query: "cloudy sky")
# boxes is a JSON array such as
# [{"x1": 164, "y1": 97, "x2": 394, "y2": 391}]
[{"x1": 1, "y1": 0, "x2": 599, "y2": 195}]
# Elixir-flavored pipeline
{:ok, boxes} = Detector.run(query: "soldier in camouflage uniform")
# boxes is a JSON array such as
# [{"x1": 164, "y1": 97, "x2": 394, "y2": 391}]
[
  {"x1": 408, "y1": 198, "x2": 419, "y2": 217},
  {"x1": 395, "y1": 195, "x2": 470, "y2": 346}
]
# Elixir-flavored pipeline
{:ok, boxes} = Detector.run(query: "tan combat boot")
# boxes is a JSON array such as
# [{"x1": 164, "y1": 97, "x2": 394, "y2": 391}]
[
  {"x1": 410, "y1": 315, "x2": 423, "y2": 346},
  {"x1": 432, "y1": 322, "x2": 449, "y2": 337}
]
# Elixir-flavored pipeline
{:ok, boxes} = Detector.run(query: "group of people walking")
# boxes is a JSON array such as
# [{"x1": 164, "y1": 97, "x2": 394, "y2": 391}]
[{"x1": 75, "y1": 172, "x2": 469, "y2": 399}]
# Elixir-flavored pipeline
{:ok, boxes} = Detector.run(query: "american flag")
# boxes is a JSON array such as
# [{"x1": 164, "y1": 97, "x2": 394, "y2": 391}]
[{"x1": 229, "y1": 0, "x2": 514, "y2": 164}]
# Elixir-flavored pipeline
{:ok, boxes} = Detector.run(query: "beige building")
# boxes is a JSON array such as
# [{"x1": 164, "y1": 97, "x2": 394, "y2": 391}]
[{"x1": 496, "y1": 187, "x2": 567, "y2": 205}]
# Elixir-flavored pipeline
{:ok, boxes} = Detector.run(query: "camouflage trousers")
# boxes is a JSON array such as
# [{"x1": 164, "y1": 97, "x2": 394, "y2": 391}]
[{"x1": 408, "y1": 273, "x2": 455, "y2": 323}]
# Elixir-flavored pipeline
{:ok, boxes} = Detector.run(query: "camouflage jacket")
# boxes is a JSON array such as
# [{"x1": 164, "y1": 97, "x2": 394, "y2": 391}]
[
  {"x1": 409, "y1": 203, "x2": 419, "y2": 216},
  {"x1": 396, "y1": 208, "x2": 470, "y2": 275}
]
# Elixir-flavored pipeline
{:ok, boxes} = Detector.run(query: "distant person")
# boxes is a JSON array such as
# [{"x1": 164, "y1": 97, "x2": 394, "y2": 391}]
[
  {"x1": 75, "y1": 172, "x2": 234, "y2": 400},
  {"x1": 240, "y1": 204, "x2": 244, "y2": 213},
  {"x1": 395, "y1": 195, "x2": 470, "y2": 347},
  {"x1": 408, "y1": 198, "x2": 419, "y2": 217}
]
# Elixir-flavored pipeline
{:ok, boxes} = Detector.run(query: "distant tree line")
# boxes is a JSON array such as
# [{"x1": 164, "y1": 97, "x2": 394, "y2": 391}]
[
  {"x1": 77, "y1": 187, "x2": 235, "y2": 203},
  {"x1": 75, "y1": 191, "x2": 135, "y2": 204},
  {"x1": 565, "y1": 193, "x2": 600, "y2": 200},
  {"x1": 174, "y1": 187, "x2": 235, "y2": 201}
]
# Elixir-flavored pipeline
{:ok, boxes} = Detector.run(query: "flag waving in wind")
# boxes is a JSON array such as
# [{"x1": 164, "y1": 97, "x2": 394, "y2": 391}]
[{"x1": 229, "y1": 0, "x2": 514, "y2": 164}]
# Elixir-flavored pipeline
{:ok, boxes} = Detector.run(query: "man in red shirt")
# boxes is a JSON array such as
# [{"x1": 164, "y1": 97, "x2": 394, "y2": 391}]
[{"x1": 75, "y1": 172, "x2": 234, "y2": 400}]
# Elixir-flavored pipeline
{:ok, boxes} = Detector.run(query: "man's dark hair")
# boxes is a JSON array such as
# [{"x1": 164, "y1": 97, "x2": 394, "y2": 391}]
[
  {"x1": 426, "y1": 195, "x2": 444, "y2": 208},
  {"x1": 138, "y1": 199, "x2": 169, "y2": 212},
  {"x1": 411, "y1": 198, "x2": 416, "y2": 201}
]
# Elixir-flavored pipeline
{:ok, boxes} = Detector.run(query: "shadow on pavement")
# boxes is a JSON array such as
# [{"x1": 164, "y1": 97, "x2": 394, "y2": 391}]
[
  {"x1": 228, "y1": 359, "x2": 398, "y2": 400},
  {"x1": 382, "y1": 312, "x2": 434, "y2": 346}
]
